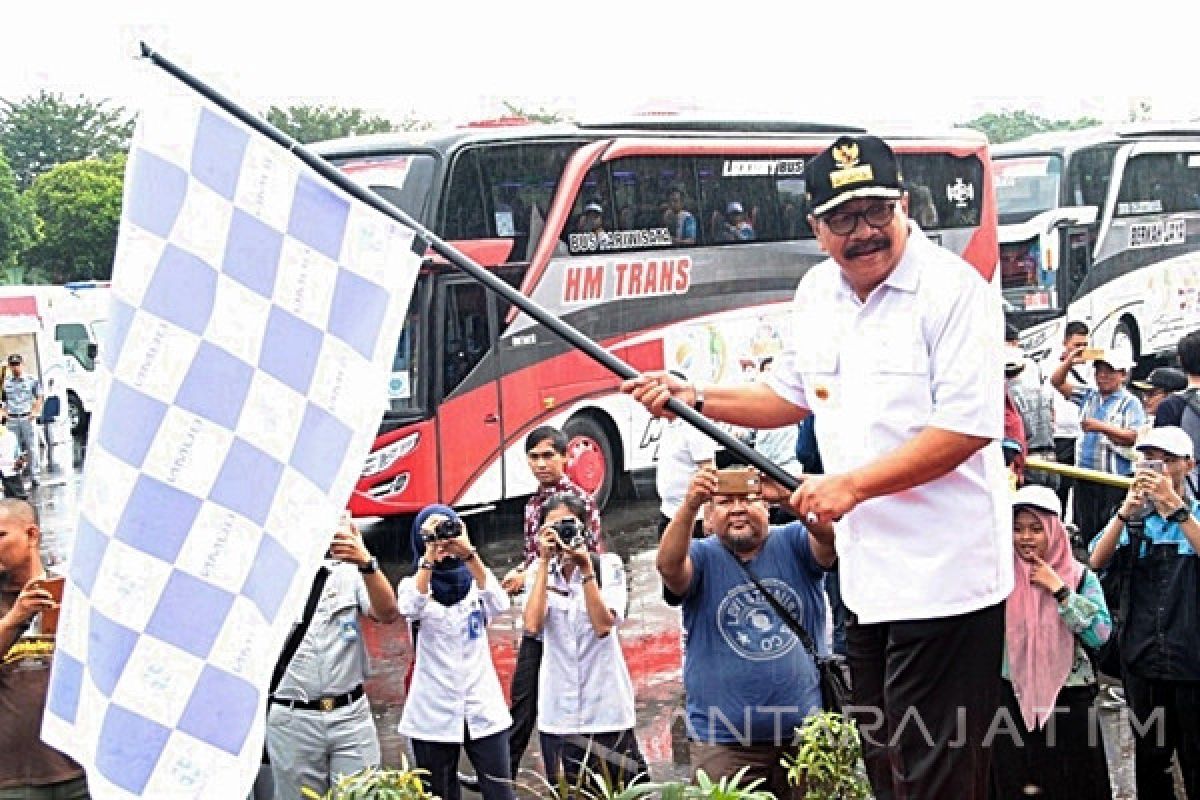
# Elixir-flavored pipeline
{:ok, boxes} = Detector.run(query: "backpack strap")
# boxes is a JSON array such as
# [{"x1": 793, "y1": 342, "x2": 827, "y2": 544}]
[{"x1": 269, "y1": 566, "x2": 330, "y2": 696}]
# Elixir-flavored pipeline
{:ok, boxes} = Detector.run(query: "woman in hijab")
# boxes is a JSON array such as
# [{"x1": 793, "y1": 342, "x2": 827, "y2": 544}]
[
  {"x1": 991, "y1": 485, "x2": 1112, "y2": 800},
  {"x1": 397, "y1": 505, "x2": 515, "y2": 800}
]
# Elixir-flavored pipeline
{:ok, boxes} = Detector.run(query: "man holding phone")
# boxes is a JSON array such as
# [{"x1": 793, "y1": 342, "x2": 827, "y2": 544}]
[
  {"x1": 1090, "y1": 426, "x2": 1200, "y2": 798},
  {"x1": 659, "y1": 466, "x2": 834, "y2": 799},
  {"x1": 0, "y1": 498, "x2": 87, "y2": 798},
  {"x1": 265, "y1": 515, "x2": 400, "y2": 799},
  {"x1": 1051, "y1": 344, "x2": 1145, "y2": 543}
]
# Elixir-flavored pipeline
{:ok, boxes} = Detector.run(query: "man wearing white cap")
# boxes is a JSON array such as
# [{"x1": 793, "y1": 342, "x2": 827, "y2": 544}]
[
  {"x1": 1050, "y1": 344, "x2": 1145, "y2": 544},
  {"x1": 623, "y1": 134, "x2": 1011, "y2": 800},
  {"x1": 1090, "y1": 425, "x2": 1200, "y2": 799}
]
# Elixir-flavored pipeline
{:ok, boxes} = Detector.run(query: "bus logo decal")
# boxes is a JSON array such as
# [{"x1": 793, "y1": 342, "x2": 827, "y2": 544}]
[
  {"x1": 562, "y1": 258, "x2": 693, "y2": 304},
  {"x1": 946, "y1": 178, "x2": 975, "y2": 208},
  {"x1": 1129, "y1": 218, "x2": 1187, "y2": 249},
  {"x1": 721, "y1": 159, "x2": 806, "y2": 177}
]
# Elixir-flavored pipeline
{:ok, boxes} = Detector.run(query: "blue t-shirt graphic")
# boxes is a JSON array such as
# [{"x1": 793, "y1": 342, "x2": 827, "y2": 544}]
[{"x1": 680, "y1": 522, "x2": 827, "y2": 744}]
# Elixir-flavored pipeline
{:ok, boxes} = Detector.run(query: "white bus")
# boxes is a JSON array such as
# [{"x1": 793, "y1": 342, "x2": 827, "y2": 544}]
[{"x1": 995, "y1": 123, "x2": 1200, "y2": 369}]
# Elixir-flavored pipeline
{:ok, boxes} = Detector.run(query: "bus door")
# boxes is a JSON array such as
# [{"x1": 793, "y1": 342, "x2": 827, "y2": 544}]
[
  {"x1": 435, "y1": 276, "x2": 504, "y2": 503},
  {"x1": 1061, "y1": 224, "x2": 1093, "y2": 312}
]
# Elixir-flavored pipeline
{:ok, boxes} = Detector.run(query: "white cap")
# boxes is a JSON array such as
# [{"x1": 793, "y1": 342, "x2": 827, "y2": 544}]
[
  {"x1": 1092, "y1": 344, "x2": 1135, "y2": 371},
  {"x1": 583, "y1": 202, "x2": 603, "y2": 214},
  {"x1": 726, "y1": 201, "x2": 744, "y2": 214},
  {"x1": 1013, "y1": 484, "x2": 1062, "y2": 518},
  {"x1": 1136, "y1": 425, "x2": 1195, "y2": 459}
]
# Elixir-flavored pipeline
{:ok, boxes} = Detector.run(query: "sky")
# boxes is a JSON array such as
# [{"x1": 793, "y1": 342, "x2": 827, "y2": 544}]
[{"x1": 4, "y1": 0, "x2": 1200, "y2": 132}]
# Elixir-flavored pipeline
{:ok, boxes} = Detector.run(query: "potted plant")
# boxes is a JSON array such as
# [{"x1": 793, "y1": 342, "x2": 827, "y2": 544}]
[
  {"x1": 300, "y1": 758, "x2": 432, "y2": 800},
  {"x1": 781, "y1": 712, "x2": 872, "y2": 800}
]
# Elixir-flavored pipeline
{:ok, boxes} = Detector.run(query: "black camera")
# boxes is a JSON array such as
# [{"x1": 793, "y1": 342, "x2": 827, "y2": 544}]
[
  {"x1": 421, "y1": 517, "x2": 460, "y2": 543},
  {"x1": 551, "y1": 517, "x2": 587, "y2": 550}
]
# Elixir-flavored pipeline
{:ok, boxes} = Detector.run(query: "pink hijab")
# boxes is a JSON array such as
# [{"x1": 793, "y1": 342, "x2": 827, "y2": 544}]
[{"x1": 1006, "y1": 506, "x2": 1085, "y2": 731}]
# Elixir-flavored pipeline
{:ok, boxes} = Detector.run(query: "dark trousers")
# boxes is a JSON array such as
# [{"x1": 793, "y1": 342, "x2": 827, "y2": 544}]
[
  {"x1": 1122, "y1": 672, "x2": 1200, "y2": 799},
  {"x1": 688, "y1": 741, "x2": 800, "y2": 800},
  {"x1": 847, "y1": 602, "x2": 1005, "y2": 800},
  {"x1": 1053, "y1": 437, "x2": 1076, "y2": 515},
  {"x1": 1072, "y1": 479, "x2": 1125, "y2": 546},
  {"x1": 411, "y1": 728, "x2": 514, "y2": 800},
  {"x1": 540, "y1": 730, "x2": 648, "y2": 792},
  {"x1": 507, "y1": 634, "x2": 543, "y2": 778}
]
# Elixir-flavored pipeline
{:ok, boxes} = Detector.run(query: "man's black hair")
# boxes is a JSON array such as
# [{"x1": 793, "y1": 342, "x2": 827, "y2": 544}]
[
  {"x1": 538, "y1": 492, "x2": 588, "y2": 527},
  {"x1": 525, "y1": 425, "x2": 567, "y2": 455},
  {"x1": 1178, "y1": 330, "x2": 1200, "y2": 376},
  {"x1": 1063, "y1": 320, "x2": 1089, "y2": 340}
]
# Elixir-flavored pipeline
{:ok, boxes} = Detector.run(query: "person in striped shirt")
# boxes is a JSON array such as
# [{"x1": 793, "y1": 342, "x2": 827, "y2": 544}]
[{"x1": 1050, "y1": 343, "x2": 1145, "y2": 543}]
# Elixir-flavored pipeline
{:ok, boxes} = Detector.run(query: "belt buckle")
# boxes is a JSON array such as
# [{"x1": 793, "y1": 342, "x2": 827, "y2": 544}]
[{"x1": 319, "y1": 696, "x2": 335, "y2": 712}]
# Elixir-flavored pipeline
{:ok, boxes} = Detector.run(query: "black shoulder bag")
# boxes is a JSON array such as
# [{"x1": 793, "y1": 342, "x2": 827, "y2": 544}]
[
  {"x1": 263, "y1": 566, "x2": 330, "y2": 763},
  {"x1": 723, "y1": 547, "x2": 851, "y2": 713}
]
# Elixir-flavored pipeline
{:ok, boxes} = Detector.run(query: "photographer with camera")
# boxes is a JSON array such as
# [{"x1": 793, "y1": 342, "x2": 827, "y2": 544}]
[
  {"x1": 265, "y1": 514, "x2": 399, "y2": 800},
  {"x1": 496, "y1": 426, "x2": 604, "y2": 783},
  {"x1": 660, "y1": 466, "x2": 834, "y2": 799},
  {"x1": 522, "y1": 493, "x2": 647, "y2": 791},
  {"x1": 397, "y1": 505, "x2": 515, "y2": 800}
]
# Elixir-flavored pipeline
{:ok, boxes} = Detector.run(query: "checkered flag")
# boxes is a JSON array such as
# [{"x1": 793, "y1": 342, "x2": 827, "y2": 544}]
[{"x1": 41, "y1": 73, "x2": 421, "y2": 798}]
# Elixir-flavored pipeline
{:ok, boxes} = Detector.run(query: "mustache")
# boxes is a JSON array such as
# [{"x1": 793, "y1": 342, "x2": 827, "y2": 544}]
[{"x1": 844, "y1": 235, "x2": 891, "y2": 257}]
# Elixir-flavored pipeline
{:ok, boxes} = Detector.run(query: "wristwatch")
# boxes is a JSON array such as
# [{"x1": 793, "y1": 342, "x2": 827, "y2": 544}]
[
  {"x1": 418, "y1": 559, "x2": 434, "y2": 571},
  {"x1": 1166, "y1": 506, "x2": 1192, "y2": 524},
  {"x1": 358, "y1": 557, "x2": 379, "y2": 575},
  {"x1": 692, "y1": 383, "x2": 705, "y2": 415},
  {"x1": 1052, "y1": 585, "x2": 1070, "y2": 603}
]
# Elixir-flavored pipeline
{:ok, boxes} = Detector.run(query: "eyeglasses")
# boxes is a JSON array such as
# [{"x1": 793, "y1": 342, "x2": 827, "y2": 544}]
[{"x1": 821, "y1": 202, "x2": 897, "y2": 236}]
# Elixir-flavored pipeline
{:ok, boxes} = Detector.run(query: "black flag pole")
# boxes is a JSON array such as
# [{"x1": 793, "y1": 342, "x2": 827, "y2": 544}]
[{"x1": 137, "y1": 43, "x2": 802, "y2": 493}]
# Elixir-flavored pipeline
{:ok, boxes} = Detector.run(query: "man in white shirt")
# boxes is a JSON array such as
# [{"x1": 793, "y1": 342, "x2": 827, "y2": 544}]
[
  {"x1": 656, "y1": 372, "x2": 717, "y2": 537},
  {"x1": 624, "y1": 134, "x2": 1011, "y2": 800},
  {"x1": 0, "y1": 409, "x2": 26, "y2": 499}
]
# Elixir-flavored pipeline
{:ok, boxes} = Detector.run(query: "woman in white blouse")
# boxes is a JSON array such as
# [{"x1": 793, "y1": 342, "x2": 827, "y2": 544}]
[
  {"x1": 397, "y1": 505, "x2": 515, "y2": 800},
  {"x1": 524, "y1": 493, "x2": 647, "y2": 791}
]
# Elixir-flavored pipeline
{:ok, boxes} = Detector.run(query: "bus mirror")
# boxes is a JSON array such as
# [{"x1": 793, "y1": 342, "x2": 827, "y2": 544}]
[
  {"x1": 1047, "y1": 205, "x2": 1098, "y2": 233},
  {"x1": 87, "y1": 343, "x2": 98, "y2": 359}
]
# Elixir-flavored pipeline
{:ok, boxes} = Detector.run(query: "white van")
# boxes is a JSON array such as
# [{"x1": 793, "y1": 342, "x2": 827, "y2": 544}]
[
  {"x1": 0, "y1": 284, "x2": 108, "y2": 434},
  {"x1": 995, "y1": 123, "x2": 1200, "y2": 370},
  {"x1": 0, "y1": 296, "x2": 75, "y2": 468}
]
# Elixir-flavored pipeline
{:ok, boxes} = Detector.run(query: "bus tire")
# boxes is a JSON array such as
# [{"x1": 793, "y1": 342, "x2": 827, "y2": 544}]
[
  {"x1": 1112, "y1": 319, "x2": 1140, "y2": 371},
  {"x1": 68, "y1": 392, "x2": 88, "y2": 436},
  {"x1": 564, "y1": 415, "x2": 618, "y2": 511}
]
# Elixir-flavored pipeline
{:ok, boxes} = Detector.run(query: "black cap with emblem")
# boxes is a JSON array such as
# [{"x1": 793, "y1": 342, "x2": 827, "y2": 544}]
[{"x1": 806, "y1": 134, "x2": 903, "y2": 216}]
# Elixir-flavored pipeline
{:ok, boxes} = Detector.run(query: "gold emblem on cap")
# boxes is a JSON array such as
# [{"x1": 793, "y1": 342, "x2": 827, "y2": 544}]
[
  {"x1": 828, "y1": 141, "x2": 873, "y2": 189},
  {"x1": 832, "y1": 143, "x2": 860, "y2": 169}
]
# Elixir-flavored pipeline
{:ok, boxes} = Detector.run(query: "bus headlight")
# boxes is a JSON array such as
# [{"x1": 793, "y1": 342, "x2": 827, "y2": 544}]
[{"x1": 361, "y1": 432, "x2": 419, "y2": 477}]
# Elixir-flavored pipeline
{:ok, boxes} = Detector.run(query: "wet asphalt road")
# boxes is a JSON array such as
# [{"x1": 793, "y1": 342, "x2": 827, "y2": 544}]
[{"x1": 37, "y1": 452, "x2": 1145, "y2": 797}]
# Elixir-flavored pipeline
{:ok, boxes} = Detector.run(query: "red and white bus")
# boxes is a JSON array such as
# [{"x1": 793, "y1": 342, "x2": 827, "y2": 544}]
[{"x1": 314, "y1": 118, "x2": 998, "y2": 521}]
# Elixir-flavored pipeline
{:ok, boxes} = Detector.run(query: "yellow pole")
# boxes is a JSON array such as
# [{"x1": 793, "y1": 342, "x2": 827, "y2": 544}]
[{"x1": 1025, "y1": 456, "x2": 1132, "y2": 490}]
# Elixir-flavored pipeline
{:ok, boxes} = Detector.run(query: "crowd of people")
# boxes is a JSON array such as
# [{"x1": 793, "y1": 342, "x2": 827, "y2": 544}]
[{"x1": 6, "y1": 134, "x2": 1200, "y2": 800}]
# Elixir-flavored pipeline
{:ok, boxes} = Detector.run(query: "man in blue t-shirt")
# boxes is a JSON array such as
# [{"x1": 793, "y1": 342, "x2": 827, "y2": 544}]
[{"x1": 659, "y1": 466, "x2": 835, "y2": 799}]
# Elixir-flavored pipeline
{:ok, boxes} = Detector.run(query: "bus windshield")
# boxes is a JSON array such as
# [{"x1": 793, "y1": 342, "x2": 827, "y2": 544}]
[
  {"x1": 336, "y1": 153, "x2": 438, "y2": 220},
  {"x1": 994, "y1": 154, "x2": 1063, "y2": 218}
]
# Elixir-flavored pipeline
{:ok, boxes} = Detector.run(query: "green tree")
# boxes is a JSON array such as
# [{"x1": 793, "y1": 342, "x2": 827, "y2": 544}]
[
  {"x1": 501, "y1": 100, "x2": 565, "y2": 124},
  {"x1": 962, "y1": 109, "x2": 1103, "y2": 145},
  {"x1": 265, "y1": 104, "x2": 399, "y2": 143},
  {"x1": 0, "y1": 91, "x2": 133, "y2": 190},
  {"x1": 24, "y1": 155, "x2": 125, "y2": 283},
  {"x1": 0, "y1": 146, "x2": 39, "y2": 280}
]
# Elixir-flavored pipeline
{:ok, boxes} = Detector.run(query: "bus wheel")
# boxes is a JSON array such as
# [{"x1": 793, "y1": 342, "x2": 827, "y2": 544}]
[
  {"x1": 564, "y1": 416, "x2": 616, "y2": 510},
  {"x1": 1112, "y1": 320, "x2": 1139, "y2": 365},
  {"x1": 68, "y1": 393, "x2": 87, "y2": 436}
]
